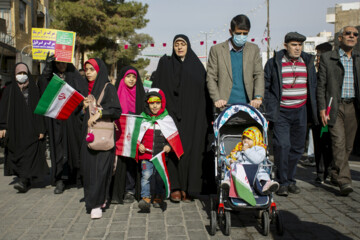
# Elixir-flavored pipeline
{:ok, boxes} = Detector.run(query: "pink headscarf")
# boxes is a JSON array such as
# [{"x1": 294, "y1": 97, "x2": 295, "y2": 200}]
[{"x1": 117, "y1": 69, "x2": 137, "y2": 114}]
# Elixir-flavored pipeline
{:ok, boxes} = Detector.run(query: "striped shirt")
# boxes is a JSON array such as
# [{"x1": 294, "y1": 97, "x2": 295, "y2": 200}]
[
  {"x1": 339, "y1": 48, "x2": 355, "y2": 98},
  {"x1": 280, "y1": 56, "x2": 308, "y2": 108}
]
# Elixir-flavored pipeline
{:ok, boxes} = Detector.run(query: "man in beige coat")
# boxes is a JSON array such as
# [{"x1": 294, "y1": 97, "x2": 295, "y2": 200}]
[{"x1": 207, "y1": 14, "x2": 264, "y2": 108}]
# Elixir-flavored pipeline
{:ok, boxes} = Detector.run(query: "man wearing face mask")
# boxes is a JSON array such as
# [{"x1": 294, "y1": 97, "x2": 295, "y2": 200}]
[
  {"x1": 264, "y1": 32, "x2": 318, "y2": 196},
  {"x1": 207, "y1": 14, "x2": 264, "y2": 109}
]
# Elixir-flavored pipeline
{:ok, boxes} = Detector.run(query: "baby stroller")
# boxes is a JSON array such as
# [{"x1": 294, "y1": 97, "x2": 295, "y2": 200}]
[{"x1": 209, "y1": 103, "x2": 283, "y2": 236}]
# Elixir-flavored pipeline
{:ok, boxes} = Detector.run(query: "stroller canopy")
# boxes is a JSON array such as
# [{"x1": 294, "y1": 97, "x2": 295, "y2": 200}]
[{"x1": 213, "y1": 104, "x2": 268, "y2": 144}]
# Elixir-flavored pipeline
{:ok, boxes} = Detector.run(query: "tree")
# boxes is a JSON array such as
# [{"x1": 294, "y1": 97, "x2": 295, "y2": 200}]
[{"x1": 50, "y1": 0, "x2": 152, "y2": 75}]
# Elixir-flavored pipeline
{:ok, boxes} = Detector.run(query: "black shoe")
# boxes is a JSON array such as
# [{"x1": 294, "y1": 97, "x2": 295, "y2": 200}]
[
  {"x1": 315, "y1": 177, "x2": 324, "y2": 184},
  {"x1": 330, "y1": 177, "x2": 338, "y2": 186},
  {"x1": 276, "y1": 185, "x2": 288, "y2": 197},
  {"x1": 138, "y1": 197, "x2": 151, "y2": 212},
  {"x1": 14, "y1": 179, "x2": 29, "y2": 193},
  {"x1": 54, "y1": 180, "x2": 65, "y2": 194},
  {"x1": 123, "y1": 192, "x2": 135, "y2": 203},
  {"x1": 288, "y1": 184, "x2": 301, "y2": 194},
  {"x1": 339, "y1": 184, "x2": 353, "y2": 196}
]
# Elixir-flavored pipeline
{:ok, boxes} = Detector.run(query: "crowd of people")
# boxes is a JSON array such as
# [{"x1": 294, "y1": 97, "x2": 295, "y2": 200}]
[{"x1": 0, "y1": 14, "x2": 359, "y2": 219}]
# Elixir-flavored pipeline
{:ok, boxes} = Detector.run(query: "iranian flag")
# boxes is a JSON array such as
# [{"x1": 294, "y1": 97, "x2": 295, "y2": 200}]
[
  {"x1": 150, "y1": 151, "x2": 171, "y2": 198},
  {"x1": 34, "y1": 74, "x2": 84, "y2": 120},
  {"x1": 116, "y1": 114, "x2": 143, "y2": 158},
  {"x1": 230, "y1": 165, "x2": 256, "y2": 206}
]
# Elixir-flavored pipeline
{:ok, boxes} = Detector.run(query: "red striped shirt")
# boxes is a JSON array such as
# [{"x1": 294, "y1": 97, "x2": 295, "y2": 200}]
[{"x1": 280, "y1": 56, "x2": 307, "y2": 108}]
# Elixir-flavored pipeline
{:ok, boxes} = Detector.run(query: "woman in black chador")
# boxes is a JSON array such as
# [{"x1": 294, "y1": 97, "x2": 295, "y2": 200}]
[
  {"x1": 39, "y1": 55, "x2": 87, "y2": 194},
  {"x1": 81, "y1": 58, "x2": 121, "y2": 219},
  {"x1": 152, "y1": 34, "x2": 213, "y2": 201},
  {"x1": 0, "y1": 63, "x2": 49, "y2": 193}
]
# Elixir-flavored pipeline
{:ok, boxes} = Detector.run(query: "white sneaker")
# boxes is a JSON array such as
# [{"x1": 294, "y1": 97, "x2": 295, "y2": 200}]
[
  {"x1": 262, "y1": 180, "x2": 279, "y2": 195},
  {"x1": 91, "y1": 207, "x2": 102, "y2": 219}
]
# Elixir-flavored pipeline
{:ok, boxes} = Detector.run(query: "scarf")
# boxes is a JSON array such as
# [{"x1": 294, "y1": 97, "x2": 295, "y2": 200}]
[
  {"x1": 117, "y1": 69, "x2": 137, "y2": 114},
  {"x1": 228, "y1": 126, "x2": 267, "y2": 161}
]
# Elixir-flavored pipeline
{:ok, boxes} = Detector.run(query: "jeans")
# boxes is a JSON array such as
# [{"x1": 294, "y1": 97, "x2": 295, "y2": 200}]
[{"x1": 140, "y1": 160, "x2": 164, "y2": 198}]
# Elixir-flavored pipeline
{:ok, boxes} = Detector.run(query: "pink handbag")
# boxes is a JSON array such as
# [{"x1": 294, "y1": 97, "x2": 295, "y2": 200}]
[{"x1": 87, "y1": 83, "x2": 115, "y2": 151}]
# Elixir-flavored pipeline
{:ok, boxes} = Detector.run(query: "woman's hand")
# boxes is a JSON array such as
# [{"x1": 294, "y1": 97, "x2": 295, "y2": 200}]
[
  {"x1": 39, "y1": 133, "x2": 44, "y2": 140},
  {"x1": 139, "y1": 144, "x2": 146, "y2": 154},
  {"x1": 243, "y1": 143, "x2": 249, "y2": 151},
  {"x1": 0, "y1": 130, "x2": 6, "y2": 138},
  {"x1": 88, "y1": 111, "x2": 101, "y2": 127},
  {"x1": 163, "y1": 145, "x2": 171, "y2": 153},
  {"x1": 83, "y1": 97, "x2": 91, "y2": 109}
]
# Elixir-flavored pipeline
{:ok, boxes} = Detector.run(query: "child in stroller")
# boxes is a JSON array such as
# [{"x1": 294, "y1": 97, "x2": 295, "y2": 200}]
[{"x1": 221, "y1": 126, "x2": 279, "y2": 195}]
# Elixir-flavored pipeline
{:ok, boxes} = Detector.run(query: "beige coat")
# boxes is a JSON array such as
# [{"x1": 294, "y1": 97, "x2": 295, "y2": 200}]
[{"x1": 206, "y1": 40, "x2": 264, "y2": 103}]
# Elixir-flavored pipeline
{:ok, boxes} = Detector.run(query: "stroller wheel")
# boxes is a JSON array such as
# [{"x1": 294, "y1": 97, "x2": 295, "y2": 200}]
[
  {"x1": 261, "y1": 211, "x2": 270, "y2": 236},
  {"x1": 275, "y1": 211, "x2": 284, "y2": 236},
  {"x1": 223, "y1": 210, "x2": 231, "y2": 236},
  {"x1": 209, "y1": 197, "x2": 217, "y2": 236}
]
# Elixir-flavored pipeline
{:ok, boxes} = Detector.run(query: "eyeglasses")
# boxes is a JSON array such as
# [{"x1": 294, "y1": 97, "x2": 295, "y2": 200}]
[
  {"x1": 344, "y1": 31, "x2": 359, "y2": 37},
  {"x1": 233, "y1": 32, "x2": 249, "y2": 36}
]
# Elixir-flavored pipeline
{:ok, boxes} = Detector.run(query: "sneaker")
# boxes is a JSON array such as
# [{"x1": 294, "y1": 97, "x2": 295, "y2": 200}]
[
  {"x1": 138, "y1": 197, "x2": 151, "y2": 212},
  {"x1": 288, "y1": 184, "x2": 301, "y2": 194},
  {"x1": 153, "y1": 195, "x2": 163, "y2": 208},
  {"x1": 315, "y1": 176, "x2": 324, "y2": 184},
  {"x1": 276, "y1": 185, "x2": 288, "y2": 197},
  {"x1": 262, "y1": 180, "x2": 279, "y2": 195},
  {"x1": 123, "y1": 192, "x2": 135, "y2": 204},
  {"x1": 90, "y1": 207, "x2": 102, "y2": 219},
  {"x1": 300, "y1": 158, "x2": 316, "y2": 167}
]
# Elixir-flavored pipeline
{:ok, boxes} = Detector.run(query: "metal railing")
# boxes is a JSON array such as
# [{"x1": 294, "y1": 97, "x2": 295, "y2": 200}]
[{"x1": 0, "y1": 32, "x2": 14, "y2": 47}]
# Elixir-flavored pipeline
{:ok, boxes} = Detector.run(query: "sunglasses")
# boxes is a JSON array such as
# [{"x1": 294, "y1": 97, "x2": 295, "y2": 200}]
[{"x1": 344, "y1": 31, "x2": 359, "y2": 37}]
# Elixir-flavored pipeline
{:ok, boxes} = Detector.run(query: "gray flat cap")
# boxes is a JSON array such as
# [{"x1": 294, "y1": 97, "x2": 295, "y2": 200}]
[{"x1": 285, "y1": 32, "x2": 306, "y2": 43}]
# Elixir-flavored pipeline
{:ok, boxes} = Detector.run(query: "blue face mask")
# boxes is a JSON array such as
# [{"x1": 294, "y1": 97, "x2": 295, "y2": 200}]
[{"x1": 233, "y1": 34, "x2": 248, "y2": 47}]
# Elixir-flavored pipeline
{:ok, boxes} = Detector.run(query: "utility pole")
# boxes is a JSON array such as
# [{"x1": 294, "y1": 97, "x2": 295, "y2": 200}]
[
  {"x1": 267, "y1": 0, "x2": 270, "y2": 60},
  {"x1": 200, "y1": 31, "x2": 213, "y2": 62}
]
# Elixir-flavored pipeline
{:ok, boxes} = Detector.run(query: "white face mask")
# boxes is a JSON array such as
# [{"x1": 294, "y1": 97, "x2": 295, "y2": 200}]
[{"x1": 16, "y1": 74, "x2": 28, "y2": 83}]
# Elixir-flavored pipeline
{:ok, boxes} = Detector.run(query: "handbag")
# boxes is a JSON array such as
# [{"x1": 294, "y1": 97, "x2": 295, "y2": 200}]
[{"x1": 87, "y1": 83, "x2": 115, "y2": 151}]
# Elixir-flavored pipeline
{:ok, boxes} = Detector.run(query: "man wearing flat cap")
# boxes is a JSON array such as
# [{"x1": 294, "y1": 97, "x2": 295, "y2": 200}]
[
  {"x1": 317, "y1": 26, "x2": 360, "y2": 196},
  {"x1": 264, "y1": 32, "x2": 318, "y2": 196}
]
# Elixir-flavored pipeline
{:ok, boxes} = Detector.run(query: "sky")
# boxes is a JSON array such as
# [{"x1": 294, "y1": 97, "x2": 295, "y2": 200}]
[{"x1": 136, "y1": 0, "x2": 358, "y2": 73}]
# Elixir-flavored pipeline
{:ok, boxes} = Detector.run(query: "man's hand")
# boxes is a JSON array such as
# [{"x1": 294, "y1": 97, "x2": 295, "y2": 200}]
[
  {"x1": 163, "y1": 145, "x2": 171, "y2": 153},
  {"x1": 320, "y1": 109, "x2": 330, "y2": 126},
  {"x1": 250, "y1": 99, "x2": 262, "y2": 109},
  {"x1": 139, "y1": 144, "x2": 146, "y2": 154},
  {"x1": 0, "y1": 130, "x2": 6, "y2": 138},
  {"x1": 215, "y1": 99, "x2": 227, "y2": 108},
  {"x1": 39, "y1": 133, "x2": 44, "y2": 140}
]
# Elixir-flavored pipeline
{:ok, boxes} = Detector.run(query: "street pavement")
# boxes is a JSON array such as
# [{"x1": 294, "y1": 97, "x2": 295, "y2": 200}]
[{"x1": 0, "y1": 149, "x2": 360, "y2": 240}]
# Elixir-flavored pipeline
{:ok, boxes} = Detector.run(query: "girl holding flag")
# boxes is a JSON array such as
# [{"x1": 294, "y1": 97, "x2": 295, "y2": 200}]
[
  {"x1": 137, "y1": 88, "x2": 183, "y2": 212},
  {"x1": 81, "y1": 58, "x2": 122, "y2": 219},
  {"x1": 110, "y1": 66, "x2": 145, "y2": 204}
]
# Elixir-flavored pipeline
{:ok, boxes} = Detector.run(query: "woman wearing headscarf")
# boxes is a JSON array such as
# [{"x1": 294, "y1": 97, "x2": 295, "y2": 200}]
[
  {"x1": 38, "y1": 55, "x2": 88, "y2": 194},
  {"x1": 152, "y1": 34, "x2": 213, "y2": 201},
  {"x1": 0, "y1": 63, "x2": 49, "y2": 193},
  {"x1": 81, "y1": 58, "x2": 121, "y2": 219},
  {"x1": 110, "y1": 66, "x2": 145, "y2": 204}
]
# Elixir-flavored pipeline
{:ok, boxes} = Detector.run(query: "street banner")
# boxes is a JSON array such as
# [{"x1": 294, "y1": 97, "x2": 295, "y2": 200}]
[
  {"x1": 31, "y1": 28, "x2": 76, "y2": 63},
  {"x1": 34, "y1": 74, "x2": 84, "y2": 120}
]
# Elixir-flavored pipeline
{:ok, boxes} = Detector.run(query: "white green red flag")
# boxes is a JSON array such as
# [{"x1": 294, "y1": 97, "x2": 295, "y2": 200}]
[
  {"x1": 116, "y1": 114, "x2": 143, "y2": 158},
  {"x1": 34, "y1": 74, "x2": 84, "y2": 120},
  {"x1": 150, "y1": 151, "x2": 171, "y2": 198},
  {"x1": 229, "y1": 164, "x2": 256, "y2": 206}
]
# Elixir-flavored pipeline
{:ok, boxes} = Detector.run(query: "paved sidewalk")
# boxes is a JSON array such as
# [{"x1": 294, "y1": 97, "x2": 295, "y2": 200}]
[{"x1": 0, "y1": 151, "x2": 359, "y2": 239}]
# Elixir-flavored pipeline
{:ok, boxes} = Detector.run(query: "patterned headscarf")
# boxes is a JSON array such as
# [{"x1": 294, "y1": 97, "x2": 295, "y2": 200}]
[{"x1": 228, "y1": 126, "x2": 267, "y2": 161}]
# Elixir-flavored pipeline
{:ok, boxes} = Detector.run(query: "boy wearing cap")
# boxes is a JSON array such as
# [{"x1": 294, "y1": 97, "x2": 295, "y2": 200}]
[{"x1": 264, "y1": 32, "x2": 318, "y2": 196}]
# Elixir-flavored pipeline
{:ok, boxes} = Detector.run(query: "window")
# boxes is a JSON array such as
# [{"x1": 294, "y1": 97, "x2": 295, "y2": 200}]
[{"x1": 19, "y1": 1, "x2": 26, "y2": 31}]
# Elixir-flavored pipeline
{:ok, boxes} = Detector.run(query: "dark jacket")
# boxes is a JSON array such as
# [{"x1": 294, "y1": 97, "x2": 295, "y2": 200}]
[
  {"x1": 317, "y1": 48, "x2": 360, "y2": 126},
  {"x1": 264, "y1": 49, "x2": 318, "y2": 124}
]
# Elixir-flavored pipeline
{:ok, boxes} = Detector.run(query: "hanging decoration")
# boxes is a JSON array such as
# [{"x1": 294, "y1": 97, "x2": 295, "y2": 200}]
[{"x1": 200, "y1": 41, "x2": 204, "y2": 45}]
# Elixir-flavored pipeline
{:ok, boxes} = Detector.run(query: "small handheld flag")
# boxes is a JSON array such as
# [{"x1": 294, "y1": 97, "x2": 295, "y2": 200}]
[{"x1": 320, "y1": 97, "x2": 333, "y2": 138}]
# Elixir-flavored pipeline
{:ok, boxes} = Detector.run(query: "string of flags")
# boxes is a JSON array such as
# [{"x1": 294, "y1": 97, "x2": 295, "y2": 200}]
[{"x1": 123, "y1": 38, "x2": 269, "y2": 49}]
